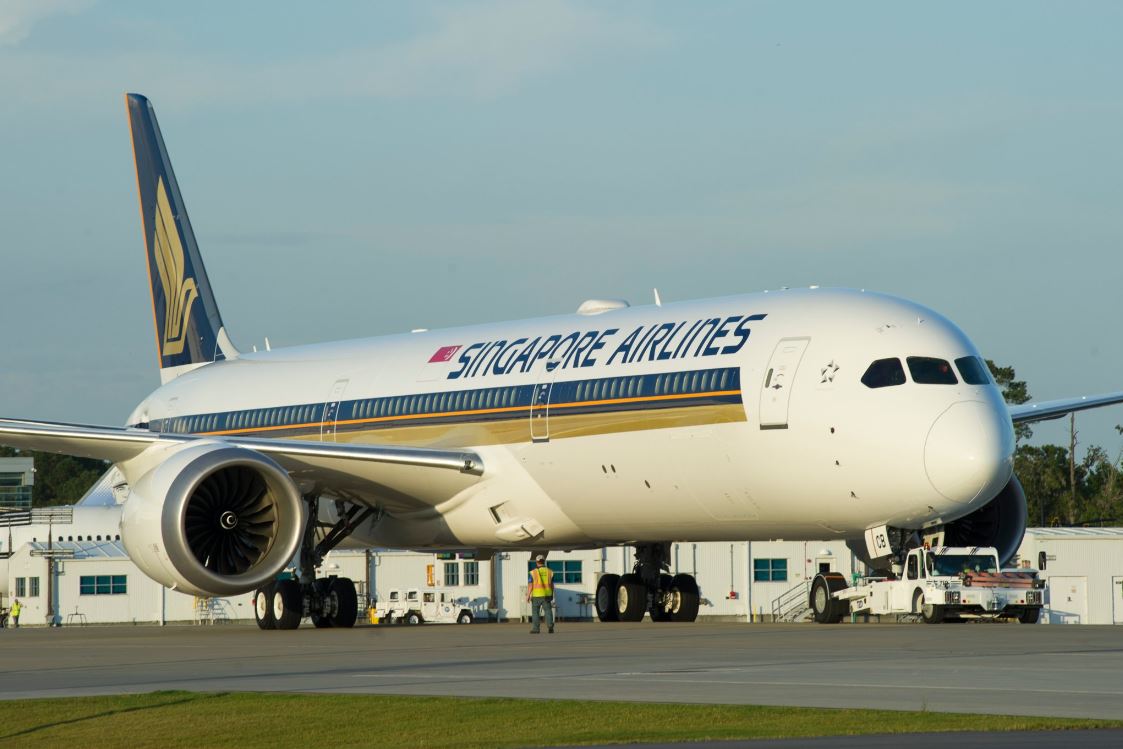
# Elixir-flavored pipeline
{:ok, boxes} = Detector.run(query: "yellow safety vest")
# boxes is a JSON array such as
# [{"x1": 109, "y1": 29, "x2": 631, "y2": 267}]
[
  {"x1": 10, "y1": 603, "x2": 20, "y2": 616},
  {"x1": 529, "y1": 566, "x2": 554, "y2": 598}
]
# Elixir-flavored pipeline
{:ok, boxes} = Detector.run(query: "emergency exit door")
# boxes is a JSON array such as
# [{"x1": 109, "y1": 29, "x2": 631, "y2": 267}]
[
  {"x1": 321, "y1": 379, "x2": 349, "y2": 441},
  {"x1": 530, "y1": 362, "x2": 558, "y2": 442},
  {"x1": 759, "y1": 338, "x2": 810, "y2": 429}
]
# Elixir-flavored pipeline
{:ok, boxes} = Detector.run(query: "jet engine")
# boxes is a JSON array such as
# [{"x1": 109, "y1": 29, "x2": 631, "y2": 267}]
[
  {"x1": 120, "y1": 441, "x2": 304, "y2": 597},
  {"x1": 942, "y1": 475, "x2": 1028, "y2": 567}
]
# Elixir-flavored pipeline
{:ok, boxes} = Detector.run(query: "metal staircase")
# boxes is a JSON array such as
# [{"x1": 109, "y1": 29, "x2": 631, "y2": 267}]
[{"x1": 770, "y1": 580, "x2": 813, "y2": 622}]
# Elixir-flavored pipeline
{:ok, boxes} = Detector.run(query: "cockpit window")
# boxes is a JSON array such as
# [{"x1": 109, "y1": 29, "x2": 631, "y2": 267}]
[
  {"x1": 907, "y1": 357, "x2": 958, "y2": 384},
  {"x1": 861, "y1": 358, "x2": 906, "y2": 388},
  {"x1": 955, "y1": 356, "x2": 992, "y2": 385}
]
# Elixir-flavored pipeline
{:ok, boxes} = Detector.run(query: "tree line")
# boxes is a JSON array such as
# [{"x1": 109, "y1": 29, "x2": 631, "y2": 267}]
[
  {"x1": 3, "y1": 363, "x2": 1122, "y2": 525},
  {"x1": 987, "y1": 361, "x2": 1121, "y2": 527}
]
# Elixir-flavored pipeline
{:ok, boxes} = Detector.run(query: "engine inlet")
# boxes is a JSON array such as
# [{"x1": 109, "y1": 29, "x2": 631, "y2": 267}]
[{"x1": 184, "y1": 465, "x2": 277, "y2": 575}]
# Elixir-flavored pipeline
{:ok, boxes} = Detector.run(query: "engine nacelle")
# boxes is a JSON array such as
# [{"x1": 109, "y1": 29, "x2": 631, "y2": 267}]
[
  {"x1": 120, "y1": 441, "x2": 304, "y2": 597},
  {"x1": 942, "y1": 475, "x2": 1028, "y2": 567}
]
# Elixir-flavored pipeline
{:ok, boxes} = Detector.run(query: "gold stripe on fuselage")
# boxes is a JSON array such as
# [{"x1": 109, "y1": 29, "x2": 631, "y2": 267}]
[
  {"x1": 195, "y1": 390, "x2": 746, "y2": 448},
  {"x1": 333, "y1": 403, "x2": 746, "y2": 448}
]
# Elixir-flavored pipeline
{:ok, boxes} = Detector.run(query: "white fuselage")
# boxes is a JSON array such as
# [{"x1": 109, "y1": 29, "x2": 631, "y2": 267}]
[{"x1": 126, "y1": 288, "x2": 1015, "y2": 550}]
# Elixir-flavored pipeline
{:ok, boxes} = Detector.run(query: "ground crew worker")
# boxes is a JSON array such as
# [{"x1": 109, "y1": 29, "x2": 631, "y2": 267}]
[
  {"x1": 10, "y1": 599, "x2": 20, "y2": 628},
  {"x1": 527, "y1": 554, "x2": 555, "y2": 634}
]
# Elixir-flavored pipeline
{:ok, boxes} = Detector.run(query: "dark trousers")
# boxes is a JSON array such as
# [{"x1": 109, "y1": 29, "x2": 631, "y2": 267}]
[{"x1": 530, "y1": 597, "x2": 554, "y2": 632}]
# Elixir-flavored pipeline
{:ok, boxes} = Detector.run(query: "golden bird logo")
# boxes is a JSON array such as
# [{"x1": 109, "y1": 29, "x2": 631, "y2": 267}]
[{"x1": 153, "y1": 177, "x2": 198, "y2": 357}]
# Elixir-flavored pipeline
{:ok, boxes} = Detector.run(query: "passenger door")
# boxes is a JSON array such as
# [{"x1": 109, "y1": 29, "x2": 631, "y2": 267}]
[{"x1": 759, "y1": 338, "x2": 810, "y2": 429}]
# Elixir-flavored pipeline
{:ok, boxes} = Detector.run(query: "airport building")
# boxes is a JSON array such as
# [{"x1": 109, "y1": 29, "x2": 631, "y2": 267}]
[
  {"x1": 3, "y1": 496, "x2": 1122, "y2": 626},
  {"x1": 1016, "y1": 527, "x2": 1123, "y2": 625}
]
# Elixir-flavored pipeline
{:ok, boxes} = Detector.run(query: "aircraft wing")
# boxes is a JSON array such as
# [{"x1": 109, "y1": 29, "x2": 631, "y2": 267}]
[
  {"x1": 0, "y1": 418, "x2": 484, "y2": 513},
  {"x1": 1008, "y1": 391, "x2": 1123, "y2": 424}
]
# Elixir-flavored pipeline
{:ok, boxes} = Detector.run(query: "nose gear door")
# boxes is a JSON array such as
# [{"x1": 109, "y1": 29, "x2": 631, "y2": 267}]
[{"x1": 759, "y1": 337, "x2": 810, "y2": 429}]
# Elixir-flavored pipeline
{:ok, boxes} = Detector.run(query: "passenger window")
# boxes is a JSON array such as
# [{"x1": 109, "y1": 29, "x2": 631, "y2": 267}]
[
  {"x1": 861, "y1": 359, "x2": 906, "y2": 388},
  {"x1": 906, "y1": 555, "x2": 918, "y2": 580},
  {"x1": 955, "y1": 356, "x2": 992, "y2": 386},
  {"x1": 907, "y1": 357, "x2": 958, "y2": 385}
]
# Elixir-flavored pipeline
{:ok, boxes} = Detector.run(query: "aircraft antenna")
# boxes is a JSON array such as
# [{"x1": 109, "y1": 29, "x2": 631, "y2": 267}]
[{"x1": 653, "y1": 288, "x2": 662, "y2": 307}]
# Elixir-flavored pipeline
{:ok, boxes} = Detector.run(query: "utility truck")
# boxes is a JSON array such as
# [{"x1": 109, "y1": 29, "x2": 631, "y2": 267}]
[
  {"x1": 809, "y1": 546, "x2": 1044, "y2": 624},
  {"x1": 372, "y1": 588, "x2": 475, "y2": 625}
]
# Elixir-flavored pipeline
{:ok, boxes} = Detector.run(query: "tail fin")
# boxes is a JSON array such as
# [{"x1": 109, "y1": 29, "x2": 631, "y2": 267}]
[{"x1": 125, "y1": 93, "x2": 238, "y2": 382}]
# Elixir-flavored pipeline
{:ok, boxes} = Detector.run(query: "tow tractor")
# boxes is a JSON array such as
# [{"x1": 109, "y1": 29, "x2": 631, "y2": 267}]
[
  {"x1": 372, "y1": 588, "x2": 475, "y2": 625},
  {"x1": 810, "y1": 545, "x2": 1045, "y2": 624}
]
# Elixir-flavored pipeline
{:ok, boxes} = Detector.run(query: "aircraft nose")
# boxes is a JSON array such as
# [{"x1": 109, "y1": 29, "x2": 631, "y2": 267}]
[{"x1": 924, "y1": 401, "x2": 1014, "y2": 505}]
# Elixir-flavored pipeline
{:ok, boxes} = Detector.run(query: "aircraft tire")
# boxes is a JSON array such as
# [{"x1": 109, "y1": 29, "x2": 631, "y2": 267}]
[
  {"x1": 329, "y1": 577, "x2": 359, "y2": 628},
  {"x1": 273, "y1": 579, "x2": 303, "y2": 630},
  {"x1": 668, "y1": 574, "x2": 700, "y2": 622},
  {"x1": 1018, "y1": 607, "x2": 1041, "y2": 624},
  {"x1": 595, "y1": 574, "x2": 621, "y2": 622},
  {"x1": 311, "y1": 579, "x2": 333, "y2": 628},
  {"x1": 254, "y1": 582, "x2": 277, "y2": 630},
  {"x1": 650, "y1": 573, "x2": 674, "y2": 622},
  {"x1": 617, "y1": 574, "x2": 647, "y2": 621}
]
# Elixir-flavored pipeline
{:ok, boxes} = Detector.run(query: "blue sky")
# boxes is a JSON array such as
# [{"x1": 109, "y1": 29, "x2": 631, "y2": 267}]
[{"x1": 1, "y1": 1, "x2": 1122, "y2": 454}]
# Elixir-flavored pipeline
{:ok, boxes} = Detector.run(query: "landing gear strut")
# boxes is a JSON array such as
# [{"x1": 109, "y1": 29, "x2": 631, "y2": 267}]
[
  {"x1": 254, "y1": 495, "x2": 376, "y2": 630},
  {"x1": 594, "y1": 543, "x2": 699, "y2": 623}
]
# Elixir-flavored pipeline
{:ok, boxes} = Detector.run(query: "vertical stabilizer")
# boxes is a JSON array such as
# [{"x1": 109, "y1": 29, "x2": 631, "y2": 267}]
[{"x1": 126, "y1": 93, "x2": 238, "y2": 382}]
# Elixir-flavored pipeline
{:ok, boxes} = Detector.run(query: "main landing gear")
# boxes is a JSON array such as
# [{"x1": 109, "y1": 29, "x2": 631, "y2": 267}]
[
  {"x1": 254, "y1": 496, "x2": 375, "y2": 631},
  {"x1": 594, "y1": 543, "x2": 700, "y2": 623}
]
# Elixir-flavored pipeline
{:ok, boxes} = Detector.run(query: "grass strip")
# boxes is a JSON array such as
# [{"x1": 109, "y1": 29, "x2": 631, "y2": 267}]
[{"x1": 0, "y1": 691, "x2": 1118, "y2": 748}]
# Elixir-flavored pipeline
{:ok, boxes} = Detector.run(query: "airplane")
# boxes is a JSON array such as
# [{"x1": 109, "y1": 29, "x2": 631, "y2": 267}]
[{"x1": 2, "y1": 93, "x2": 1122, "y2": 630}]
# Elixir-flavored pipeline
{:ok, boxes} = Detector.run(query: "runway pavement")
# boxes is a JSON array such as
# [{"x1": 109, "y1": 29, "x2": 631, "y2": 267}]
[{"x1": 1, "y1": 621, "x2": 1121, "y2": 720}]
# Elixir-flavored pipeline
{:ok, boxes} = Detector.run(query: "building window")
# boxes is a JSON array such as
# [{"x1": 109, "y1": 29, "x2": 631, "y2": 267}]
[
  {"x1": 79, "y1": 575, "x2": 127, "y2": 595},
  {"x1": 28, "y1": 577, "x2": 39, "y2": 597},
  {"x1": 15, "y1": 577, "x2": 25, "y2": 597},
  {"x1": 444, "y1": 562, "x2": 459, "y2": 587},
  {"x1": 753, "y1": 558, "x2": 788, "y2": 582},
  {"x1": 527, "y1": 560, "x2": 583, "y2": 584},
  {"x1": 464, "y1": 561, "x2": 479, "y2": 586}
]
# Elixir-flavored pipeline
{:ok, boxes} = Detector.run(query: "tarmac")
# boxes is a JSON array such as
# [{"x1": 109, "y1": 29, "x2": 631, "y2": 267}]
[{"x1": 1, "y1": 621, "x2": 1121, "y2": 721}]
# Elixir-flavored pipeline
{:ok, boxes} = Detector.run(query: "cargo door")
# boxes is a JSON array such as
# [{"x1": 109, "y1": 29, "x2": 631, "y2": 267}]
[
  {"x1": 759, "y1": 338, "x2": 810, "y2": 429},
  {"x1": 320, "y1": 378, "x2": 349, "y2": 442}
]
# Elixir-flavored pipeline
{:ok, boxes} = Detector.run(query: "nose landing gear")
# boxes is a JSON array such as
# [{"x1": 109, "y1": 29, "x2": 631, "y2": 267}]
[{"x1": 594, "y1": 543, "x2": 700, "y2": 623}]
